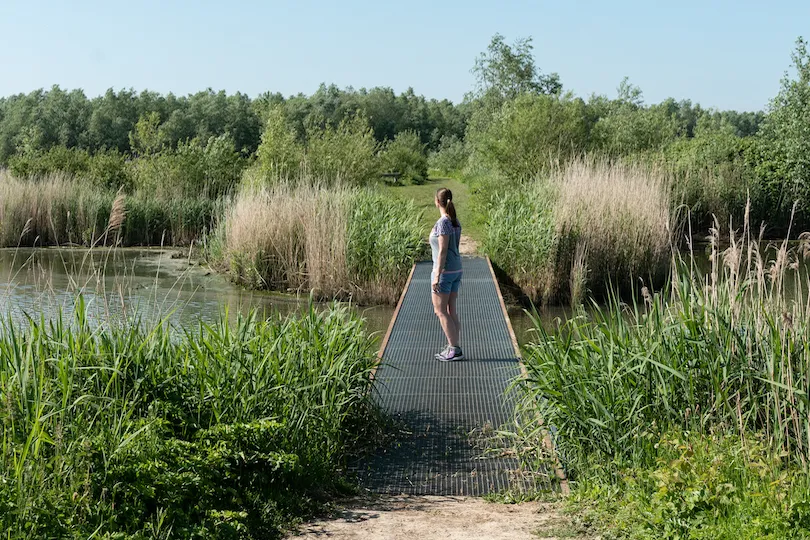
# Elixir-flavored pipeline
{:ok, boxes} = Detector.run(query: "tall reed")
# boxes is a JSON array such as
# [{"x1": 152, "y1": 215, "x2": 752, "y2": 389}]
[
  {"x1": 219, "y1": 180, "x2": 424, "y2": 304},
  {"x1": 522, "y1": 210, "x2": 810, "y2": 473},
  {"x1": 0, "y1": 170, "x2": 220, "y2": 247},
  {"x1": 0, "y1": 300, "x2": 377, "y2": 538},
  {"x1": 484, "y1": 157, "x2": 674, "y2": 304}
]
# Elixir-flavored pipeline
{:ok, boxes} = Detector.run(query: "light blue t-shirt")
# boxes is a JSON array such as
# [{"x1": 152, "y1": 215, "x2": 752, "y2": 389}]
[{"x1": 430, "y1": 216, "x2": 462, "y2": 273}]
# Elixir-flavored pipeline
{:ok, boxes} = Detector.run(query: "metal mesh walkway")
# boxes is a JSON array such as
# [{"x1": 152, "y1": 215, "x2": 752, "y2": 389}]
[{"x1": 355, "y1": 257, "x2": 526, "y2": 496}]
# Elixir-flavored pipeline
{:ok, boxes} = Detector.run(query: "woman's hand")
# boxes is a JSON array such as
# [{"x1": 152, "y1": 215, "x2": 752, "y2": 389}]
[{"x1": 432, "y1": 272, "x2": 440, "y2": 294}]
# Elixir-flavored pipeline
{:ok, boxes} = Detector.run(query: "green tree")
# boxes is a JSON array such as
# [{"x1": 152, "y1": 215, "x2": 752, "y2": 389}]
[
  {"x1": 381, "y1": 130, "x2": 428, "y2": 184},
  {"x1": 471, "y1": 33, "x2": 562, "y2": 101},
  {"x1": 128, "y1": 112, "x2": 163, "y2": 156},
  {"x1": 257, "y1": 106, "x2": 304, "y2": 178},
  {"x1": 466, "y1": 93, "x2": 587, "y2": 179},
  {"x1": 305, "y1": 113, "x2": 380, "y2": 185},
  {"x1": 756, "y1": 37, "x2": 810, "y2": 214}
]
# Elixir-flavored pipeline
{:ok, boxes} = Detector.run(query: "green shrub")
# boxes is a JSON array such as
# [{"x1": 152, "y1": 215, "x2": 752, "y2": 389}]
[
  {"x1": 0, "y1": 302, "x2": 377, "y2": 538},
  {"x1": 465, "y1": 93, "x2": 588, "y2": 180},
  {"x1": 128, "y1": 134, "x2": 245, "y2": 199},
  {"x1": 304, "y1": 114, "x2": 380, "y2": 185},
  {"x1": 660, "y1": 130, "x2": 761, "y2": 231},
  {"x1": 428, "y1": 134, "x2": 469, "y2": 173},
  {"x1": 256, "y1": 106, "x2": 304, "y2": 179},
  {"x1": 573, "y1": 432, "x2": 810, "y2": 539},
  {"x1": 755, "y1": 38, "x2": 810, "y2": 221},
  {"x1": 7, "y1": 146, "x2": 131, "y2": 190},
  {"x1": 380, "y1": 130, "x2": 428, "y2": 184}
]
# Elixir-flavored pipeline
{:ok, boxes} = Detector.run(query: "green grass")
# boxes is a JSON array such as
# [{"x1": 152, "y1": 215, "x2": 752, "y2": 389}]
[
  {"x1": 520, "y1": 225, "x2": 810, "y2": 537},
  {"x1": 0, "y1": 300, "x2": 379, "y2": 539},
  {"x1": 382, "y1": 174, "x2": 484, "y2": 245}
]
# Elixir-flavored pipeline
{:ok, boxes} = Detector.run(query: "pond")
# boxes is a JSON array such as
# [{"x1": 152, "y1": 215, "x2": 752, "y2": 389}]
[
  {"x1": 0, "y1": 247, "x2": 396, "y2": 339},
  {"x1": 6, "y1": 243, "x2": 798, "y2": 348}
]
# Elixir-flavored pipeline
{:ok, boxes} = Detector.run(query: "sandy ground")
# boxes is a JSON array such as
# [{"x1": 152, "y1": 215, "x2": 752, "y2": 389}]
[
  {"x1": 459, "y1": 234, "x2": 479, "y2": 255},
  {"x1": 286, "y1": 495, "x2": 591, "y2": 540}
]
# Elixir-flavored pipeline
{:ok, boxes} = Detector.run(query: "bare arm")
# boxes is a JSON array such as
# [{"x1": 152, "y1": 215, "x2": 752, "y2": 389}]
[{"x1": 432, "y1": 234, "x2": 450, "y2": 290}]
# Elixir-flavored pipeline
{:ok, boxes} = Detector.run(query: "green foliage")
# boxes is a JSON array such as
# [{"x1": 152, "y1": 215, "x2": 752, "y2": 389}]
[
  {"x1": 523, "y1": 236, "x2": 810, "y2": 472},
  {"x1": 573, "y1": 432, "x2": 810, "y2": 539},
  {"x1": 483, "y1": 180, "x2": 558, "y2": 300},
  {"x1": 471, "y1": 33, "x2": 562, "y2": 101},
  {"x1": 428, "y1": 134, "x2": 469, "y2": 173},
  {"x1": 128, "y1": 134, "x2": 245, "y2": 198},
  {"x1": 0, "y1": 302, "x2": 377, "y2": 538},
  {"x1": 755, "y1": 37, "x2": 810, "y2": 219},
  {"x1": 129, "y1": 111, "x2": 164, "y2": 155},
  {"x1": 660, "y1": 129, "x2": 761, "y2": 230},
  {"x1": 380, "y1": 130, "x2": 428, "y2": 184},
  {"x1": 590, "y1": 79, "x2": 680, "y2": 155},
  {"x1": 256, "y1": 106, "x2": 304, "y2": 178},
  {"x1": 304, "y1": 114, "x2": 380, "y2": 185},
  {"x1": 7, "y1": 145, "x2": 130, "y2": 190},
  {"x1": 346, "y1": 190, "x2": 426, "y2": 285},
  {"x1": 466, "y1": 93, "x2": 588, "y2": 180}
]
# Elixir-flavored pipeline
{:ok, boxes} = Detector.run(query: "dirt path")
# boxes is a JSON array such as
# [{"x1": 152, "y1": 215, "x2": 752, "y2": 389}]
[
  {"x1": 459, "y1": 234, "x2": 479, "y2": 255},
  {"x1": 286, "y1": 496, "x2": 593, "y2": 540}
]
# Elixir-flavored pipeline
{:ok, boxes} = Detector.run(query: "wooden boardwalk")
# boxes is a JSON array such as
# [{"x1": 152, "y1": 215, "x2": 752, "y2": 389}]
[{"x1": 354, "y1": 257, "x2": 543, "y2": 496}]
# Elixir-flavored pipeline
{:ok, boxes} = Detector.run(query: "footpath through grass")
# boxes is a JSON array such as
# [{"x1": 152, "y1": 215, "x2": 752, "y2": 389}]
[{"x1": 381, "y1": 175, "x2": 484, "y2": 244}]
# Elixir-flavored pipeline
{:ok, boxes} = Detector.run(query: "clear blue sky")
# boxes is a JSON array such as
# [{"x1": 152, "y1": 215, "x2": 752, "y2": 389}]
[{"x1": 1, "y1": 0, "x2": 806, "y2": 111}]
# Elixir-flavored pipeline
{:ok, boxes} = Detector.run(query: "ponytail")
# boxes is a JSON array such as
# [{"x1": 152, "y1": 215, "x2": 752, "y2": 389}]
[
  {"x1": 445, "y1": 200, "x2": 458, "y2": 228},
  {"x1": 436, "y1": 188, "x2": 459, "y2": 227}
]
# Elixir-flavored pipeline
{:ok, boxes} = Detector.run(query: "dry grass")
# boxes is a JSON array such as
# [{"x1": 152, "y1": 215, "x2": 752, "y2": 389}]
[
  {"x1": 0, "y1": 170, "x2": 111, "y2": 247},
  {"x1": 219, "y1": 180, "x2": 424, "y2": 304},
  {"x1": 222, "y1": 182, "x2": 352, "y2": 295},
  {"x1": 484, "y1": 157, "x2": 675, "y2": 304},
  {"x1": 554, "y1": 157, "x2": 674, "y2": 293}
]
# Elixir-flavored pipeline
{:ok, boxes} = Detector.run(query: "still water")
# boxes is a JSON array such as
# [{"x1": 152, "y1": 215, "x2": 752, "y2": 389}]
[
  {"x1": 6, "y1": 244, "x2": 779, "y2": 348},
  {"x1": 0, "y1": 248, "x2": 396, "y2": 340}
]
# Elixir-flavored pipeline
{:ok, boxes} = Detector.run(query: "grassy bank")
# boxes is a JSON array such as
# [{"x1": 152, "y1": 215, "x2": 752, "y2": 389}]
[
  {"x1": 481, "y1": 157, "x2": 674, "y2": 305},
  {"x1": 521, "y1": 223, "x2": 810, "y2": 537},
  {"x1": 0, "y1": 301, "x2": 378, "y2": 539},
  {"x1": 0, "y1": 170, "x2": 220, "y2": 247},
  {"x1": 216, "y1": 181, "x2": 425, "y2": 305},
  {"x1": 383, "y1": 174, "x2": 485, "y2": 243}
]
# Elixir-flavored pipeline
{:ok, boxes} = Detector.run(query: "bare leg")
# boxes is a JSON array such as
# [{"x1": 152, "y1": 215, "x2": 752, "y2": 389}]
[
  {"x1": 432, "y1": 291, "x2": 459, "y2": 347},
  {"x1": 447, "y1": 292, "x2": 460, "y2": 347}
]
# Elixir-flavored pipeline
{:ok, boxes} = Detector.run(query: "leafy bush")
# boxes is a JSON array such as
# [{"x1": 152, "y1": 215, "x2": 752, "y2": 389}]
[
  {"x1": 465, "y1": 93, "x2": 588, "y2": 180},
  {"x1": 304, "y1": 114, "x2": 380, "y2": 185},
  {"x1": 380, "y1": 130, "x2": 428, "y2": 184},
  {"x1": 428, "y1": 134, "x2": 469, "y2": 173},
  {"x1": 8, "y1": 145, "x2": 131, "y2": 190},
  {"x1": 0, "y1": 302, "x2": 377, "y2": 538},
  {"x1": 256, "y1": 106, "x2": 304, "y2": 179},
  {"x1": 753, "y1": 38, "x2": 810, "y2": 226},
  {"x1": 128, "y1": 134, "x2": 245, "y2": 198},
  {"x1": 659, "y1": 129, "x2": 761, "y2": 231},
  {"x1": 573, "y1": 432, "x2": 810, "y2": 539}
]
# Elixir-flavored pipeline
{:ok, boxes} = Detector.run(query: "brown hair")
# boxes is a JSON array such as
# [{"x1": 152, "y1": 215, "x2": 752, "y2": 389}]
[{"x1": 436, "y1": 188, "x2": 459, "y2": 227}]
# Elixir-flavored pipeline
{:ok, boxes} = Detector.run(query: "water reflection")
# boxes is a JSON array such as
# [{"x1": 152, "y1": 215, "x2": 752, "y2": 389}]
[{"x1": 0, "y1": 248, "x2": 395, "y2": 338}]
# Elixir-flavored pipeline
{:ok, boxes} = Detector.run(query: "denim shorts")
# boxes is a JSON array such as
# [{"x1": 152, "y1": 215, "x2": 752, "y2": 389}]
[{"x1": 431, "y1": 270, "x2": 462, "y2": 294}]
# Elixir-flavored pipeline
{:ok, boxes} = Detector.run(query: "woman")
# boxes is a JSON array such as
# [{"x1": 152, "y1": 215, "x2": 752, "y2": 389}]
[{"x1": 430, "y1": 188, "x2": 463, "y2": 362}]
